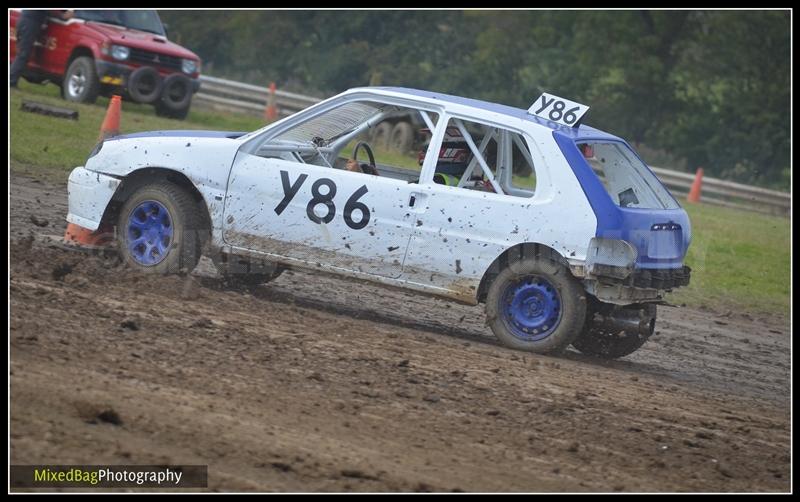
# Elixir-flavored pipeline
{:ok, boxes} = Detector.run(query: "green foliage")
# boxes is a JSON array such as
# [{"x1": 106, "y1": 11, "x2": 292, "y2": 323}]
[{"x1": 160, "y1": 9, "x2": 789, "y2": 190}]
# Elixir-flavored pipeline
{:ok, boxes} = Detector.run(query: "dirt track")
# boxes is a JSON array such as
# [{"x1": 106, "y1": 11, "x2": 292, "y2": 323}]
[{"x1": 10, "y1": 174, "x2": 791, "y2": 492}]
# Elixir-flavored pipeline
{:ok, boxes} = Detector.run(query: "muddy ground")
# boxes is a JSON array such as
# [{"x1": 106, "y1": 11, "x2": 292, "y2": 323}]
[{"x1": 10, "y1": 174, "x2": 791, "y2": 492}]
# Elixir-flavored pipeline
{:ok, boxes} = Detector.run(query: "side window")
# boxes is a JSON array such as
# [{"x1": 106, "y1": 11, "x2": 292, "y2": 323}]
[
  {"x1": 256, "y1": 99, "x2": 439, "y2": 184},
  {"x1": 427, "y1": 118, "x2": 535, "y2": 198}
]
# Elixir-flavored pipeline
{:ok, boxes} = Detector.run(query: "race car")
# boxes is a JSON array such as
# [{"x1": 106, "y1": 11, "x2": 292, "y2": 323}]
[{"x1": 66, "y1": 87, "x2": 691, "y2": 358}]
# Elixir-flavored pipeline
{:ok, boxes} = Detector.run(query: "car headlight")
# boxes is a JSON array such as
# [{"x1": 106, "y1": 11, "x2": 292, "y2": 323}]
[
  {"x1": 181, "y1": 59, "x2": 197, "y2": 74},
  {"x1": 110, "y1": 45, "x2": 130, "y2": 61}
]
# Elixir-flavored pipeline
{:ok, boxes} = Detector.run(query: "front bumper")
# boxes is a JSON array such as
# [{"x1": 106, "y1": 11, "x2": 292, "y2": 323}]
[
  {"x1": 94, "y1": 60, "x2": 201, "y2": 95},
  {"x1": 67, "y1": 167, "x2": 121, "y2": 231}
]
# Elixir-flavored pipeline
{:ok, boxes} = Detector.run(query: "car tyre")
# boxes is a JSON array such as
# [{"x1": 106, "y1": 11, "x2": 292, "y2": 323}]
[
  {"x1": 117, "y1": 181, "x2": 205, "y2": 274},
  {"x1": 485, "y1": 252, "x2": 586, "y2": 354},
  {"x1": 63, "y1": 56, "x2": 101, "y2": 103},
  {"x1": 572, "y1": 303, "x2": 657, "y2": 359}
]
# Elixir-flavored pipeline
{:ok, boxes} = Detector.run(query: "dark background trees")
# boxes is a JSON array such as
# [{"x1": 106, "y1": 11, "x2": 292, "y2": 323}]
[{"x1": 160, "y1": 10, "x2": 790, "y2": 190}]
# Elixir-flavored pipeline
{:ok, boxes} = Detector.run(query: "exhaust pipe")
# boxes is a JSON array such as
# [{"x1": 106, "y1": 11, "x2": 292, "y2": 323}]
[{"x1": 591, "y1": 304, "x2": 656, "y2": 336}]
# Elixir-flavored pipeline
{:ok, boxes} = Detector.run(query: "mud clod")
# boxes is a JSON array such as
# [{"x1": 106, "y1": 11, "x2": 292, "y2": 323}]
[
  {"x1": 120, "y1": 319, "x2": 140, "y2": 331},
  {"x1": 29, "y1": 215, "x2": 49, "y2": 227},
  {"x1": 51, "y1": 263, "x2": 73, "y2": 281}
]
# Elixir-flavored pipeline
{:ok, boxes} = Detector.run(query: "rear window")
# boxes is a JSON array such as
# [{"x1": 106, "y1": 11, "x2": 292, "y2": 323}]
[{"x1": 577, "y1": 141, "x2": 679, "y2": 210}]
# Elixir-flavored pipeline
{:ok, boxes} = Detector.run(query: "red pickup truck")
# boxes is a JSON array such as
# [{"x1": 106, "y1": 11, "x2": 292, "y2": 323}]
[{"x1": 10, "y1": 9, "x2": 201, "y2": 119}]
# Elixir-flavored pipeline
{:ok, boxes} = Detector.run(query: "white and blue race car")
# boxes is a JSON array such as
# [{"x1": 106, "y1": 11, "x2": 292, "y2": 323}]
[{"x1": 67, "y1": 87, "x2": 691, "y2": 358}]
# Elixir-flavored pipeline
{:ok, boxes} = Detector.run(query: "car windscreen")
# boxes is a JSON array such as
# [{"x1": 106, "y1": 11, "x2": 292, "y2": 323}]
[
  {"x1": 75, "y1": 10, "x2": 165, "y2": 36},
  {"x1": 274, "y1": 101, "x2": 389, "y2": 146},
  {"x1": 576, "y1": 141, "x2": 680, "y2": 210}
]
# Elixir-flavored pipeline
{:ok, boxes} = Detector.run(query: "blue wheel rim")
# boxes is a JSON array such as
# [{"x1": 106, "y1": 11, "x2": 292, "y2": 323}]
[
  {"x1": 500, "y1": 276, "x2": 562, "y2": 341},
  {"x1": 126, "y1": 200, "x2": 174, "y2": 266}
]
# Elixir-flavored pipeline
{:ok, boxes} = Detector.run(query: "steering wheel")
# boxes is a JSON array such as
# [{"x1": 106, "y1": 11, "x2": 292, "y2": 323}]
[{"x1": 351, "y1": 142, "x2": 379, "y2": 176}]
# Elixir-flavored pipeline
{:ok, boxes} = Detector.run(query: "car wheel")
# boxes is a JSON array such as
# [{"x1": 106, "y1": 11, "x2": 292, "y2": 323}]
[
  {"x1": 485, "y1": 254, "x2": 586, "y2": 354},
  {"x1": 117, "y1": 181, "x2": 205, "y2": 274},
  {"x1": 390, "y1": 121, "x2": 414, "y2": 153},
  {"x1": 62, "y1": 56, "x2": 100, "y2": 103},
  {"x1": 572, "y1": 303, "x2": 657, "y2": 359}
]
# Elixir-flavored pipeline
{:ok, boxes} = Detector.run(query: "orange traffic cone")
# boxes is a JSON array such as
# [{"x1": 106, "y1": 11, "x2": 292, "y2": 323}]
[
  {"x1": 63, "y1": 223, "x2": 113, "y2": 248},
  {"x1": 98, "y1": 95, "x2": 122, "y2": 142},
  {"x1": 687, "y1": 167, "x2": 704, "y2": 203},
  {"x1": 264, "y1": 82, "x2": 277, "y2": 121}
]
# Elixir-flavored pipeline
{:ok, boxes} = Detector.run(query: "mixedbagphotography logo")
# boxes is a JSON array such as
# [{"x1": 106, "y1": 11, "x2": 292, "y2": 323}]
[{"x1": 10, "y1": 465, "x2": 208, "y2": 489}]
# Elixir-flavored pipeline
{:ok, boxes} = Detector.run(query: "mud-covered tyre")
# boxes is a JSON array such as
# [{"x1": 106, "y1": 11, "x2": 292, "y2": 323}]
[
  {"x1": 572, "y1": 304, "x2": 657, "y2": 359},
  {"x1": 117, "y1": 182, "x2": 205, "y2": 274},
  {"x1": 485, "y1": 254, "x2": 586, "y2": 354},
  {"x1": 63, "y1": 56, "x2": 100, "y2": 103}
]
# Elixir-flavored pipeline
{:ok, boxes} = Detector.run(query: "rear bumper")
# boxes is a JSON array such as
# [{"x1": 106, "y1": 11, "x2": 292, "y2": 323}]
[{"x1": 583, "y1": 266, "x2": 691, "y2": 305}]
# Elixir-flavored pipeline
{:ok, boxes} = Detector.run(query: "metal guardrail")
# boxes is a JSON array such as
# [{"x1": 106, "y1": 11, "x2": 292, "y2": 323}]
[
  {"x1": 194, "y1": 75, "x2": 790, "y2": 216},
  {"x1": 648, "y1": 166, "x2": 790, "y2": 216},
  {"x1": 196, "y1": 75, "x2": 321, "y2": 118}
]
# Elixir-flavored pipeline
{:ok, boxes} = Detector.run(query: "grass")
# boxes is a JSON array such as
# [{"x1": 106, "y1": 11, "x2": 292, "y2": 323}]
[
  {"x1": 666, "y1": 202, "x2": 790, "y2": 317},
  {"x1": 10, "y1": 80, "x2": 265, "y2": 181},
  {"x1": 10, "y1": 82, "x2": 791, "y2": 317}
]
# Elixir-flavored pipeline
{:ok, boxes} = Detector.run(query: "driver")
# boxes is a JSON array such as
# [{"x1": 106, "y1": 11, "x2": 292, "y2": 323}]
[{"x1": 345, "y1": 158, "x2": 379, "y2": 176}]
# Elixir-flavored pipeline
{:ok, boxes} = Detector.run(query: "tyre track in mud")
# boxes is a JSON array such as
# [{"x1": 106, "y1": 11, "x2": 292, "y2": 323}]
[{"x1": 10, "y1": 174, "x2": 790, "y2": 492}]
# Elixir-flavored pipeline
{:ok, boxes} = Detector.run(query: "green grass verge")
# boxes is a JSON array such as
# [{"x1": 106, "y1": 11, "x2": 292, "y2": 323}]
[
  {"x1": 10, "y1": 82, "x2": 790, "y2": 316},
  {"x1": 666, "y1": 202, "x2": 790, "y2": 317}
]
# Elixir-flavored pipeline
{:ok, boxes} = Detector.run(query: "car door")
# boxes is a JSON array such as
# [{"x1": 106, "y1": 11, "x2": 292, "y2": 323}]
[
  {"x1": 402, "y1": 116, "x2": 545, "y2": 297},
  {"x1": 222, "y1": 150, "x2": 418, "y2": 279}
]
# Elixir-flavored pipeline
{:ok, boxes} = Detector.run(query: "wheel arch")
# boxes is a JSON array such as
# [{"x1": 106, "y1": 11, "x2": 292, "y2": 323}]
[
  {"x1": 476, "y1": 242, "x2": 571, "y2": 304},
  {"x1": 99, "y1": 167, "x2": 212, "y2": 236},
  {"x1": 65, "y1": 46, "x2": 97, "y2": 74}
]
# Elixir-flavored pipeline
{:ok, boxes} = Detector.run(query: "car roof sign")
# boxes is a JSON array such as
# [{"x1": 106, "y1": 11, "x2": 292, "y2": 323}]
[{"x1": 528, "y1": 92, "x2": 589, "y2": 128}]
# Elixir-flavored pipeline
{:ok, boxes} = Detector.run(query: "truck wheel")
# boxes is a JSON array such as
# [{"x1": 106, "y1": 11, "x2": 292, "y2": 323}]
[
  {"x1": 485, "y1": 254, "x2": 586, "y2": 354},
  {"x1": 63, "y1": 56, "x2": 100, "y2": 103},
  {"x1": 117, "y1": 181, "x2": 205, "y2": 274},
  {"x1": 371, "y1": 121, "x2": 393, "y2": 150},
  {"x1": 572, "y1": 304, "x2": 657, "y2": 359},
  {"x1": 390, "y1": 121, "x2": 414, "y2": 153}
]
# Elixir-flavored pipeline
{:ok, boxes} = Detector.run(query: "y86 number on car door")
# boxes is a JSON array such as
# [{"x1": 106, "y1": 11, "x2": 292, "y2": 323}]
[{"x1": 275, "y1": 170, "x2": 370, "y2": 230}]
